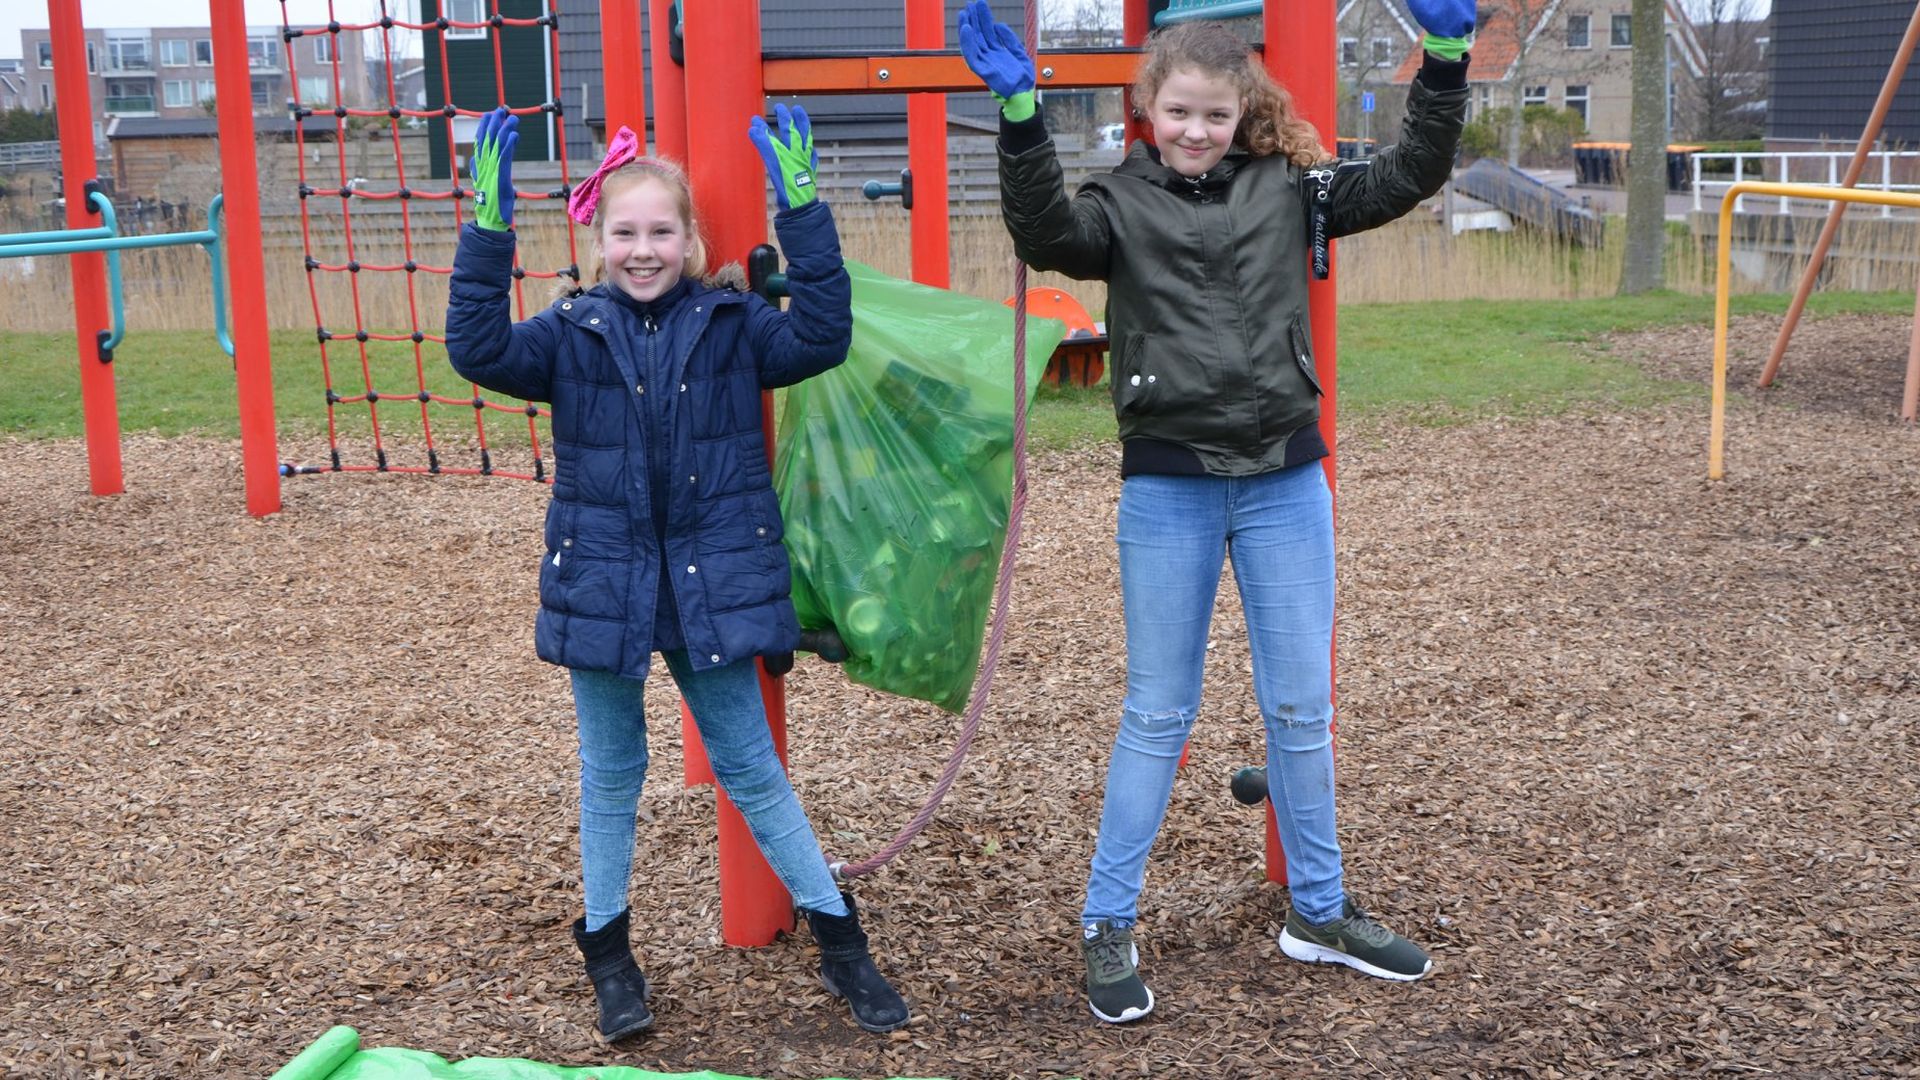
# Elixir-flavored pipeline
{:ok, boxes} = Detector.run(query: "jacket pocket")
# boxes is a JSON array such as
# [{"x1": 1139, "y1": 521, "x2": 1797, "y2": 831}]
[
  {"x1": 1288, "y1": 314, "x2": 1323, "y2": 397},
  {"x1": 1112, "y1": 332, "x2": 1162, "y2": 417}
]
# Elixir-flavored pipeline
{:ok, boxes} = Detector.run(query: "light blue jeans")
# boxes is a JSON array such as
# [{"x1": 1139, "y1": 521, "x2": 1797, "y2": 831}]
[
  {"x1": 571, "y1": 651, "x2": 845, "y2": 931},
  {"x1": 1083, "y1": 463, "x2": 1347, "y2": 928}
]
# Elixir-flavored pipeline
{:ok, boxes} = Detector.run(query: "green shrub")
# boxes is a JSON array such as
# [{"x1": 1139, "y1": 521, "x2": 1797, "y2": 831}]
[{"x1": 1461, "y1": 105, "x2": 1587, "y2": 167}]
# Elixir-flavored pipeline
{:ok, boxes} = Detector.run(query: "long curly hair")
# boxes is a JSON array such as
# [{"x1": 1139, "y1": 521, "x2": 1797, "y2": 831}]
[{"x1": 1132, "y1": 21, "x2": 1329, "y2": 168}]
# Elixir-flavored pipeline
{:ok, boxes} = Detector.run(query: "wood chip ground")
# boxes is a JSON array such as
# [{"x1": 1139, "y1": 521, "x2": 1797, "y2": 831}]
[{"x1": 2, "y1": 315, "x2": 1915, "y2": 1079}]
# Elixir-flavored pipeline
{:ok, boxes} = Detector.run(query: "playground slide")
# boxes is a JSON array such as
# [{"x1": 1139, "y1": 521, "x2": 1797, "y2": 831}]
[{"x1": 1452, "y1": 158, "x2": 1607, "y2": 246}]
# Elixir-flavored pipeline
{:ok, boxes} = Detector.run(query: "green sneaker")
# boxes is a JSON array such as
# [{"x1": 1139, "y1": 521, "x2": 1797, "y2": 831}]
[
  {"x1": 1080, "y1": 920, "x2": 1154, "y2": 1023},
  {"x1": 1279, "y1": 900, "x2": 1432, "y2": 982}
]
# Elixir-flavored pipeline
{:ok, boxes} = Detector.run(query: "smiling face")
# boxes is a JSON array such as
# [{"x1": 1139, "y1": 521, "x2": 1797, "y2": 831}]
[
  {"x1": 599, "y1": 177, "x2": 688, "y2": 302},
  {"x1": 1147, "y1": 67, "x2": 1245, "y2": 177}
]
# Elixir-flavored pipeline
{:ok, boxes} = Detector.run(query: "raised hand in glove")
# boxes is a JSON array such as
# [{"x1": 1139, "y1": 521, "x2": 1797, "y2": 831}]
[
  {"x1": 749, "y1": 103, "x2": 819, "y2": 211},
  {"x1": 957, "y1": 0, "x2": 1036, "y2": 122},
  {"x1": 1406, "y1": 0, "x2": 1474, "y2": 60},
  {"x1": 467, "y1": 106, "x2": 519, "y2": 231}
]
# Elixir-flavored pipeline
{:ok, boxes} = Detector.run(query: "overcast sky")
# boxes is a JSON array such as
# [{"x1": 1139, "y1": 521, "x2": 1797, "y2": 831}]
[{"x1": 3, "y1": 0, "x2": 1773, "y2": 62}]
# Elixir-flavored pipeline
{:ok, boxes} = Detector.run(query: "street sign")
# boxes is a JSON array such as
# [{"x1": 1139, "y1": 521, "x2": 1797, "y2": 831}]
[{"x1": 1361, "y1": 91, "x2": 1376, "y2": 113}]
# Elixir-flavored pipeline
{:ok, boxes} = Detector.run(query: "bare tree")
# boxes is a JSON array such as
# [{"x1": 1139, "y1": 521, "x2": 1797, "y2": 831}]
[
  {"x1": 1337, "y1": 0, "x2": 1419, "y2": 142},
  {"x1": 1681, "y1": 0, "x2": 1767, "y2": 140},
  {"x1": 1620, "y1": 0, "x2": 1667, "y2": 293}
]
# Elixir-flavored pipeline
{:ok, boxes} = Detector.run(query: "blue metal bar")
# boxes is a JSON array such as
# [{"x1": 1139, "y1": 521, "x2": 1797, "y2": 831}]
[
  {"x1": 91, "y1": 192, "x2": 127, "y2": 355},
  {"x1": 1154, "y1": 0, "x2": 1263, "y2": 25},
  {"x1": 0, "y1": 229, "x2": 221, "y2": 258},
  {"x1": 3, "y1": 191, "x2": 233, "y2": 359},
  {"x1": 203, "y1": 195, "x2": 233, "y2": 358},
  {"x1": 0, "y1": 224, "x2": 114, "y2": 246}
]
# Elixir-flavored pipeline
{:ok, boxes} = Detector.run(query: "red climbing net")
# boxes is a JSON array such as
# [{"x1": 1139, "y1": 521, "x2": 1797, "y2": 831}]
[{"x1": 279, "y1": 0, "x2": 582, "y2": 482}]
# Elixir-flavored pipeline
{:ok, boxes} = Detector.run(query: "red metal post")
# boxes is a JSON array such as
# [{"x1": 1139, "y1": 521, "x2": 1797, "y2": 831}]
[
  {"x1": 682, "y1": 0, "x2": 793, "y2": 948},
  {"x1": 1263, "y1": 0, "x2": 1340, "y2": 886},
  {"x1": 598, "y1": 0, "x2": 647, "y2": 138},
  {"x1": 648, "y1": 0, "x2": 688, "y2": 161},
  {"x1": 210, "y1": 0, "x2": 281, "y2": 517},
  {"x1": 664, "y1": 0, "x2": 709, "y2": 792},
  {"x1": 1122, "y1": 0, "x2": 1151, "y2": 146},
  {"x1": 905, "y1": 0, "x2": 950, "y2": 287},
  {"x1": 47, "y1": 0, "x2": 120, "y2": 497}
]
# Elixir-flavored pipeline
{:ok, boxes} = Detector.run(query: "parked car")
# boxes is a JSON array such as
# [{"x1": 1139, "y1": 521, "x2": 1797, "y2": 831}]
[{"x1": 1097, "y1": 122, "x2": 1126, "y2": 150}]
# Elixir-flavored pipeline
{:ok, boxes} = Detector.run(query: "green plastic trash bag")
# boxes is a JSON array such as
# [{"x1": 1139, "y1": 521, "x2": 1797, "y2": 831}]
[
  {"x1": 269, "y1": 1025, "x2": 943, "y2": 1080},
  {"x1": 774, "y1": 262, "x2": 1064, "y2": 713}
]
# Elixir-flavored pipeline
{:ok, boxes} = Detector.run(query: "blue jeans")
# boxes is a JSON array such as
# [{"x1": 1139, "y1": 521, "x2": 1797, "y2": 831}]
[
  {"x1": 1083, "y1": 463, "x2": 1347, "y2": 928},
  {"x1": 571, "y1": 651, "x2": 845, "y2": 931}
]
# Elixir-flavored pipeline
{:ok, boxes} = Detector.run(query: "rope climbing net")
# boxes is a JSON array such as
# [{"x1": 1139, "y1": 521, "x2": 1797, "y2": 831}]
[{"x1": 278, "y1": 0, "x2": 581, "y2": 482}]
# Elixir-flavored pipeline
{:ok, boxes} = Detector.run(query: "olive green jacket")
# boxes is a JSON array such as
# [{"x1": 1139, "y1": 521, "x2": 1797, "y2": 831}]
[{"x1": 997, "y1": 72, "x2": 1468, "y2": 475}]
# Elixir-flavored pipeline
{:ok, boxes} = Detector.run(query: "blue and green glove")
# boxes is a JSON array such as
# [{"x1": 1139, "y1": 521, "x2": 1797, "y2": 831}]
[
  {"x1": 957, "y1": 0, "x2": 1036, "y2": 123},
  {"x1": 750, "y1": 103, "x2": 819, "y2": 211},
  {"x1": 467, "y1": 106, "x2": 519, "y2": 231},
  {"x1": 1406, "y1": 0, "x2": 1474, "y2": 61}
]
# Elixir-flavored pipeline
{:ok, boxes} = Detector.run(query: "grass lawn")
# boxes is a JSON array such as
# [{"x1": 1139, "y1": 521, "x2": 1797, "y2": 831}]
[{"x1": 3, "y1": 291, "x2": 1911, "y2": 452}]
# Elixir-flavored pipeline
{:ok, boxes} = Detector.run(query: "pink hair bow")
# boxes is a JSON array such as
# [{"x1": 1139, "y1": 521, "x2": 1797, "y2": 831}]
[{"x1": 567, "y1": 125, "x2": 642, "y2": 225}]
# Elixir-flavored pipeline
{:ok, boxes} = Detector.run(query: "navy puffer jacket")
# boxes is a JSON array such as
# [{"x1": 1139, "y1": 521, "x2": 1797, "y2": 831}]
[{"x1": 444, "y1": 200, "x2": 852, "y2": 679}]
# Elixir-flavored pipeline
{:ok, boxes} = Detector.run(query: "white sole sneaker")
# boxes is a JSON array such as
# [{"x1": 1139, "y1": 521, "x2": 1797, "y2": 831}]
[
  {"x1": 1279, "y1": 928, "x2": 1433, "y2": 982},
  {"x1": 1086, "y1": 940, "x2": 1155, "y2": 1023}
]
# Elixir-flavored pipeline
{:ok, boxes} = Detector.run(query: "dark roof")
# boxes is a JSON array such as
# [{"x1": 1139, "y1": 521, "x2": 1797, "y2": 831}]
[{"x1": 107, "y1": 114, "x2": 341, "y2": 140}]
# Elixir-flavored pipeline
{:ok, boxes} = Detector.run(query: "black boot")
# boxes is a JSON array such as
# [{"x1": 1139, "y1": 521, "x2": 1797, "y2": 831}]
[
  {"x1": 570, "y1": 910, "x2": 654, "y2": 1041},
  {"x1": 804, "y1": 892, "x2": 910, "y2": 1033}
]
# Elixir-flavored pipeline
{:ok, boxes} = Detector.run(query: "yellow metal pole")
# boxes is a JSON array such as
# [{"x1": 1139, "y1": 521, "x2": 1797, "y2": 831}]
[
  {"x1": 1711, "y1": 192, "x2": 1733, "y2": 479},
  {"x1": 1710, "y1": 181, "x2": 1920, "y2": 478}
]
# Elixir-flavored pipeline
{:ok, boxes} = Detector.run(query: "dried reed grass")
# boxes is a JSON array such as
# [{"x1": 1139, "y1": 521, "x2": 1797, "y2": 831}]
[{"x1": 4, "y1": 196, "x2": 1915, "y2": 337}]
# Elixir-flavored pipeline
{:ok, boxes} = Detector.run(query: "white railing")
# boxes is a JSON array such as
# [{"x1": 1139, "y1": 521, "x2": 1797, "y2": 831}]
[{"x1": 1692, "y1": 150, "x2": 1920, "y2": 217}]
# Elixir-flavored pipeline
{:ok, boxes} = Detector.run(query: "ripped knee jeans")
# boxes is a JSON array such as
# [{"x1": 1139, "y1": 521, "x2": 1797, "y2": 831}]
[{"x1": 1082, "y1": 464, "x2": 1346, "y2": 927}]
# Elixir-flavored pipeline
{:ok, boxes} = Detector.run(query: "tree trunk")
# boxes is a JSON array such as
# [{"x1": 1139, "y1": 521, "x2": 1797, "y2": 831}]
[{"x1": 1621, "y1": 0, "x2": 1668, "y2": 294}]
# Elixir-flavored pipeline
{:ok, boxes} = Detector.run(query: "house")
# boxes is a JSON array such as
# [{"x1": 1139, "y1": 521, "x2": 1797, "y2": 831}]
[
  {"x1": 103, "y1": 113, "x2": 340, "y2": 203},
  {"x1": 1337, "y1": 0, "x2": 1421, "y2": 138},
  {"x1": 0, "y1": 58, "x2": 29, "y2": 112},
  {"x1": 1387, "y1": 0, "x2": 1704, "y2": 143},
  {"x1": 1769, "y1": 0, "x2": 1920, "y2": 151},
  {"x1": 16, "y1": 24, "x2": 374, "y2": 129},
  {"x1": 421, "y1": 0, "x2": 1028, "y2": 180}
]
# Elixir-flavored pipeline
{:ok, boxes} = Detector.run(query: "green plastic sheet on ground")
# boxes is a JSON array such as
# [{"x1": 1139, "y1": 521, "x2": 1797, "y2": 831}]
[
  {"x1": 270, "y1": 1026, "x2": 944, "y2": 1080},
  {"x1": 774, "y1": 261, "x2": 1063, "y2": 712}
]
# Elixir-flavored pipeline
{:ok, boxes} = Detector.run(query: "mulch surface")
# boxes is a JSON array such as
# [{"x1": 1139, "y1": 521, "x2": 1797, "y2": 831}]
[{"x1": 2, "y1": 314, "x2": 1916, "y2": 1080}]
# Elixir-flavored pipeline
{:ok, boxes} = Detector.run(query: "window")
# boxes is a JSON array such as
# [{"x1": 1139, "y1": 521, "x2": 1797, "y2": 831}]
[
  {"x1": 195, "y1": 39, "x2": 214, "y2": 65},
  {"x1": 164, "y1": 79, "x2": 194, "y2": 107},
  {"x1": 1523, "y1": 85, "x2": 1548, "y2": 106},
  {"x1": 41, "y1": 83, "x2": 52, "y2": 107},
  {"x1": 198, "y1": 79, "x2": 217, "y2": 103},
  {"x1": 108, "y1": 38, "x2": 151, "y2": 72},
  {"x1": 1566, "y1": 14, "x2": 1590, "y2": 48},
  {"x1": 251, "y1": 78, "x2": 273, "y2": 108},
  {"x1": 36, "y1": 41, "x2": 52, "y2": 68},
  {"x1": 446, "y1": 0, "x2": 488, "y2": 40},
  {"x1": 314, "y1": 34, "x2": 334, "y2": 64},
  {"x1": 1611, "y1": 14, "x2": 1632, "y2": 47},
  {"x1": 1371, "y1": 37, "x2": 1395, "y2": 64},
  {"x1": 248, "y1": 36, "x2": 279, "y2": 69},
  {"x1": 162, "y1": 39, "x2": 192, "y2": 66},
  {"x1": 299, "y1": 75, "x2": 332, "y2": 104},
  {"x1": 1340, "y1": 38, "x2": 1357, "y2": 66},
  {"x1": 1564, "y1": 84, "x2": 1590, "y2": 124},
  {"x1": 87, "y1": 42, "x2": 97, "y2": 74}
]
